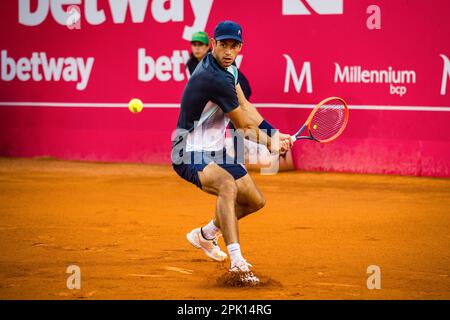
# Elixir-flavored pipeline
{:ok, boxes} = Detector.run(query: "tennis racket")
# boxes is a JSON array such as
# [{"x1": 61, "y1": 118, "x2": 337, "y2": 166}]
[{"x1": 292, "y1": 96, "x2": 349, "y2": 143}]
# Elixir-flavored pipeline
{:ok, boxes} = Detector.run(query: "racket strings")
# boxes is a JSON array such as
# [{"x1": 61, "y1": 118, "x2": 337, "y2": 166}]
[{"x1": 310, "y1": 101, "x2": 346, "y2": 141}]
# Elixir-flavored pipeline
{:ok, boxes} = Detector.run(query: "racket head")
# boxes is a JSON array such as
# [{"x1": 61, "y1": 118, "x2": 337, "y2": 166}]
[{"x1": 305, "y1": 96, "x2": 349, "y2": 143}]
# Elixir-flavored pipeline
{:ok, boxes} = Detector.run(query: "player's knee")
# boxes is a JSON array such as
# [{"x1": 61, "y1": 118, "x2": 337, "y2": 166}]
[
  {"x1": 254, "y1": 194, "x2": 266, "y2": 211},
  {"x1": 219, "y1": 179, "x2": 238, "y2": 199},
  {"x1": 258, "y1": 196, "x2": 266, "y2": 210}
]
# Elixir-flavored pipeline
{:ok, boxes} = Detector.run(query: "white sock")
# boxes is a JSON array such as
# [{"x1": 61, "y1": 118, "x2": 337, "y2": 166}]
[
  {"x1": 201, "y1": 220, "x2": 221, "y2": 240},
  {"x1": 227, "y1": 243, "x2": 244, "y2": 264}
]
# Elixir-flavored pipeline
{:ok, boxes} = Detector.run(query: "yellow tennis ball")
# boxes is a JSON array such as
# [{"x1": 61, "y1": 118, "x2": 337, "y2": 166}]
[
  {"x1": 128, "y1": 98, "x2": 143, "y2": 113},
  {"x1": 313, "y1": 124, "x2": 317, "y2": 130}
]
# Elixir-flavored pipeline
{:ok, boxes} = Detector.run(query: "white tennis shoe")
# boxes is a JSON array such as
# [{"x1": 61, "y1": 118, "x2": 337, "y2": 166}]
[
  {"x1": 186, "y1": 227, "x2": 227, "y2": 262},
  {"x1": 229, "y1": 259, "x2": 260, "y2": 285}
]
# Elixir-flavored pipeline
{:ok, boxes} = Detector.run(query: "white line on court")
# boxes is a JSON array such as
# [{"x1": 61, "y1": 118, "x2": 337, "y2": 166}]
[{"x1": 0, "y1": 102, "x2": 449, "y2": 111}]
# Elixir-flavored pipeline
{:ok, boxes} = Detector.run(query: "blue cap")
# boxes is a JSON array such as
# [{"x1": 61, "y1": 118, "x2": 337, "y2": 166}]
[{"x1": 214, "y1": 20, "x2": 243, "y2": 43}]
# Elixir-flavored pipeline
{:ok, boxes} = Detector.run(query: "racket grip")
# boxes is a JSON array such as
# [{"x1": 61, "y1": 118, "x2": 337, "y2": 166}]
[{"x1": 291, "y1": 136, "x2": 297, "y2": 143}]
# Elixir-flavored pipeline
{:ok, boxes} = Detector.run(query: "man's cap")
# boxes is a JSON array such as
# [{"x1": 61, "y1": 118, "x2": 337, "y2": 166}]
[
  {"x1": 191, "y1": 31, "x2": 209, "y2": 45},
  {"x1": 214, "y1": 20, "x2": 243, "y2": 43}
]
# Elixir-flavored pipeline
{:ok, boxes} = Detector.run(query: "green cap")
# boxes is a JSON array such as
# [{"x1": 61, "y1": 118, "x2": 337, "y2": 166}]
[{"x1": 191, "y1": 31, "x2": 209, "y2": 45}]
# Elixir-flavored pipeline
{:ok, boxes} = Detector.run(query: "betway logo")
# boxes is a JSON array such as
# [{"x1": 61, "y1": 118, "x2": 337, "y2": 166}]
[
  {"x1": 18, "y1": 0, "x2": 213, "y2": 41},
  {"x1": 282, "y1": 0, "x2": 343, "y2": 15},
  {"x1": 138, "y1": 49, "x2": 243, "y2": 82},
  {"x1": 1, "y1": 50, "x2": 94, "y2": 90}
]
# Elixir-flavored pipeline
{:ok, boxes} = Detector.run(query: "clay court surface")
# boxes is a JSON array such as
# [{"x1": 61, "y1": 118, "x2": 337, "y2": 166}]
[{"x1": 0, "y1": 157, "x2": 449, "y2": 300}]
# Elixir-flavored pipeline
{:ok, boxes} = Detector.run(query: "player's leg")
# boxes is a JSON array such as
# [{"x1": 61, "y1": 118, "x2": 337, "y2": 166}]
[
  {"x1": 185, "y1": 161, "x2": 239, "y2": 262},
  {"x1": 183, "y1": 160, "x2": 259, "y2": 284},
  {"x1": 197, "y1": 163, "x2": 266, "y2": 240},
  {"x1": 197, "y1": 162, "x2": 239, "y2": 245},
  {"x1": 234, "y1": 173, "x2": 266, "y2": 220},
  {"x1": 199, "y1": 164, "x2": 259, "y2": 284}
]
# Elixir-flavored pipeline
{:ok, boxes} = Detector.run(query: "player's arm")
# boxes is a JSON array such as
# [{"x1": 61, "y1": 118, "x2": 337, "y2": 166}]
[
  {"x1": 228, "y1": 84, "x2": 293, "y2": 153},
  {"x1": 227, "y1": 106, "x2": 275, "y2": 152},
  {"x1": 234, "y1": 83, "x2": 264, "y2": 125}
]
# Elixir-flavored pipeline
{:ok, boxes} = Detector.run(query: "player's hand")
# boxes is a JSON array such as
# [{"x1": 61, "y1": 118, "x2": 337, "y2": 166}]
[
  {"x1": 279, "y1": 132, "x2": 294, "y2": 155},
  {"x1": 270, "y1": 132, "x2": 294, "y2": 155}
]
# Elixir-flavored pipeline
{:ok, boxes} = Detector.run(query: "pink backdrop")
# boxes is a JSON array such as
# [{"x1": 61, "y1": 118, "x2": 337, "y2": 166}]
[{"x1": 1, "y1": 0, "x2": 450, "y2": 176}]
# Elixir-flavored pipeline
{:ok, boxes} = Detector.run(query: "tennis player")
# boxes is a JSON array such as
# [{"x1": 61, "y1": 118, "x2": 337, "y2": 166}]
[{"x1": 171, "y1": 21, "x2": 293, "y2": 284}]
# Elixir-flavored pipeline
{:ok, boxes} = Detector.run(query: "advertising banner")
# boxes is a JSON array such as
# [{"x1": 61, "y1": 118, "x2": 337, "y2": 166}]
[{"x1": 1, "y1": 0, "x2": 449, "y2": 176}]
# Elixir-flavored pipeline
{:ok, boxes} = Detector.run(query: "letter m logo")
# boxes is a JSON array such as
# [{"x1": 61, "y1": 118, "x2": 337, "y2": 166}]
[{"x1": 282, "y1": 0, "x2": 344, "y2": 15}]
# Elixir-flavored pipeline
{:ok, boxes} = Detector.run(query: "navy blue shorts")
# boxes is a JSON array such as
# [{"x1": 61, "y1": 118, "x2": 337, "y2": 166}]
[{"x1": 172, "y1": 149, "x2": 248, "y2": 189}]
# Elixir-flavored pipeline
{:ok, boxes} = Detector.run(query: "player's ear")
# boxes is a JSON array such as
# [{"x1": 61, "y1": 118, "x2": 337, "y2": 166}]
[{"x1": 211, "y1": 38, "x2": 216, "y2": 49}]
